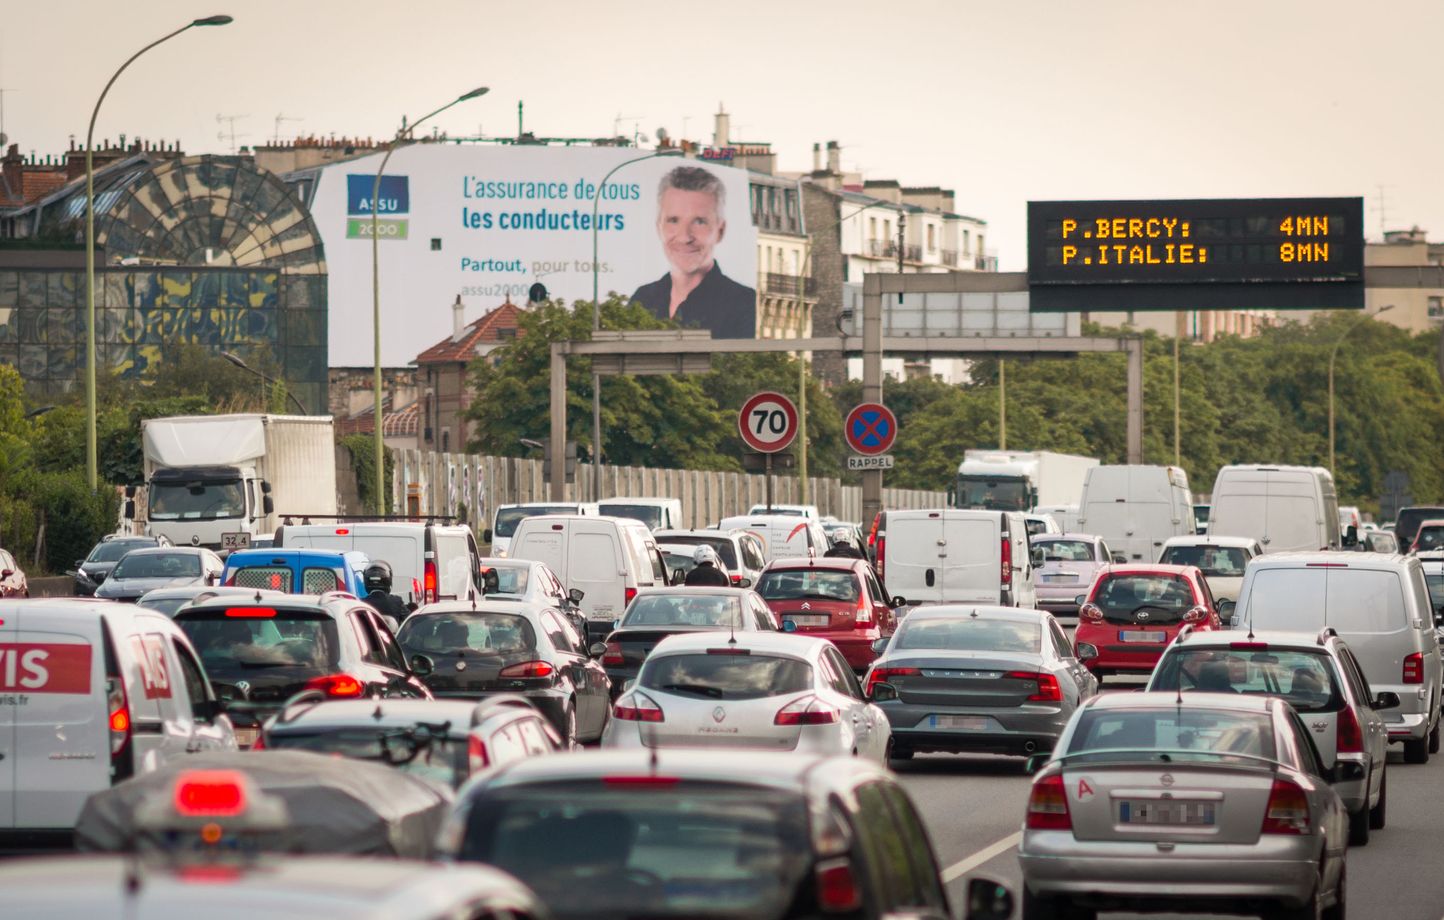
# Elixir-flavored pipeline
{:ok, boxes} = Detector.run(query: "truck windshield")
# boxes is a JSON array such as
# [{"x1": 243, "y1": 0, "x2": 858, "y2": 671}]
[
  {"x1": 956, "y1": 476, "x2": 1028, "y2": 510},
  {"x1": 149, "y1": 480, "x2": 246, "y2": 521},
  {"x1": 493, "y1": 506, "x2": 578, "y2": 539},
  {"x1": 598, "y1": 503, "x2": 663, "y2": 530}
]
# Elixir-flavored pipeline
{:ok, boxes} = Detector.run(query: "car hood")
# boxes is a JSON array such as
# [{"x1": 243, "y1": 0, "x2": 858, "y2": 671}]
[{"x1": 96, "y1": 575, "x2": 206, "y2": 597}]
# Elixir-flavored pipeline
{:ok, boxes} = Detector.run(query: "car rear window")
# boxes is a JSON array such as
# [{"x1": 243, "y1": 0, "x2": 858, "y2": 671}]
[
  {"x1": 458, "y1": 784, "x2": 810, "y2": 920},
  {"x1": 1244, "y1": 568, "x2": 1406, "y2": 633},
  {"x1": 1159, "y1": 545, "x2": 1248, "y2": 577},
  {"x1": 494, "y1": 506, "x2": 577, "y2": 539},
  {"x1": 175, "y1": 609, "x2": 340, "y2": 669},
  {"x1": 1153, "y1": 647, "x2": 1342, "y2": 713},
  {"x1": 1415, "y1": 526, "x2": 1444, "y2": 551},
  {"x1": 486, "y1": 564, "x2": 531, "y2": 595},
  {"x1": 895, "y1": 617, "x2": 1040, "y2": 653},
  {"x1": 1067, "y1": 707, "x2": 1276, "y2": 764},
  {"x1": 301, "y1": 567, "x2": 342, "y2": 594},
  {"x1": 1033, "y1": 539, "x2": 1094, "y2": 562},
  {"x1": 88, "y1": 540, "x2": 153, "y2": 563},
  {"x1": 624, "y1": 594, "x2": 742, "y2": 629},
  {"x1": 658, "y1": 536, "x2": 739, "y2": 569},
  {"x1": 231, "y1": 565, "x2": 292, "y2": 592},
  {"x1": 265, "y1": 729, "x2": 467, "y2": 788},
  {"x1": 755, "y1": 569, "x2": 860, "y2": 602},
  {"x1": 599, "y1": 503, "x2": 664, "y2": 531},
  {"x1": 1093, "y1": 574, "x2": 1194, "y2": 624},
  {"x1": 640, "y1": 653, "x2": 812, "y2": 700},
  {"x1": 112, "y1": 553, "x2": 201, "y2": 579},
  {"x1": 397, "y1": 612, "x2": 538, "y2": 655}
]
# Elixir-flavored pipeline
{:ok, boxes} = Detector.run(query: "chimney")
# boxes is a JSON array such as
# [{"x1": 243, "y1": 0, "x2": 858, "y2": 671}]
[
  {"x1": 812, "y1": 143, "x2": 821, "y2": 172},
  {"x1": 713, "y1": 103, "x2": 730, "y2": 147},
  {"x1": 450, "y1": 295, "x2": 466, "y2": 342},
  {"x1": 826, "y1": 140, "x2": 840, "y2": 175}
]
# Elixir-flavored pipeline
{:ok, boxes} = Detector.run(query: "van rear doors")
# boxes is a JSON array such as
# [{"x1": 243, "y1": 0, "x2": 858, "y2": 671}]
[{"x1": 886, "y1": 510, "x2": 1002, "y2": 605}]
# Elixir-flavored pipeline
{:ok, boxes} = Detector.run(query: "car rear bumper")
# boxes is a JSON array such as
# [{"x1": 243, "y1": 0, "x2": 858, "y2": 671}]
[
  {"x1": 883, "y1": 704, "x2": 1067, "y2": 756},
  {"x1": 1384, "y1": 710, "x2": 1429, "y2": 742},
  {"x1": 829, "y1": 633, "x2": 882, "y2": 671}
]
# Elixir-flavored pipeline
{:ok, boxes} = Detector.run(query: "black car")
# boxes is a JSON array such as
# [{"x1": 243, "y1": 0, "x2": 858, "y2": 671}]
[
  {"x1": 396, "y1": 599, "x2": 610, "y2": 748},
  {"x1": 439, "y1": 749, "x2": 953, "y2": 920},
  {"x1": 70, "y1": 535, "x2": 170, "y2": 596},
  {"x1": 174, "y1": 592, "x2": 432, "y2": 748}
]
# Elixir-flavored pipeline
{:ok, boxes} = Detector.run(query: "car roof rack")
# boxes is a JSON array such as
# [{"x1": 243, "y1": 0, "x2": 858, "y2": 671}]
[{"x1": 1317, "y1": 626, "x2": 1338, "y2": 646}]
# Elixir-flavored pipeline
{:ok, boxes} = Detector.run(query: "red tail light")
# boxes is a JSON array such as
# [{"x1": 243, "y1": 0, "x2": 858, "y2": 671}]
[
  {"x1": 1261, "y1": 778, "x2": 1310, "y2": 835},
  {"x1": 602, "y1": 642, "x2": 623, "y2": 666},
  {"x1": 467, "y1": 735, "x2": 489, "y2": 773},
  {"x1": 876, "y1": 535, "x2": 886, "y2": 581},
  {"x1": 816, "y1": 858, "x2": 863, "y2": 912},
  {"x1": 775, "y1": 695, "x2": 840, "y2": 725},
  {"x1": 1404, "y1": 652, "x2": 1424, "y2": 684},
  {"x1": 499, "y1": 660, "x2": 555, "y2": 679},
  {"x1": 1079, "y1": 603, "x2": 1104, "y2": 624},
  {"x1": 303, "y1": 674, "x2": 366, "y2": 698},
  {"x1": 854, "y1": 597, "x2": 872, "y2": 627},
  {"x1": 1336, "y1": 705, "x2": 1364, "y2": 754},
  {"x1": 614, "y1": 695, "x2": 665, "y2": 722},
  {"x1": 423, "y1": 559, "x2": 438, "y2": 603},
  {"x1": 624, "y1": 586, "x2": 638, "y2": 606},
  {"x1": 1182, "y1": 606, "x2": 1207, "y2": 624},
  {"x1": 106, "y1": 676, "x2": 131, "y2": 755},
  {"x1": 1007, "y1": 670, "x2": 1063, "y2": 703},
  {"x1": 250, "y1": 733, "x2": 266, "y2": 751},
  {"x1": 730, "y1": 573, "x2": 742, "y2": 585},
  {"x1": 174, "y1": 770, "x2": 248, "y2": 818},
  {"x1": 1026, "y1": 773, "x2": 1072, "y2": 830},
  {"x1": 1000, "y1": 536, "x2": 1012, "y2": 586},
  {"x1": 866, "y1": 667, "x2": 919, "y2": 695}
]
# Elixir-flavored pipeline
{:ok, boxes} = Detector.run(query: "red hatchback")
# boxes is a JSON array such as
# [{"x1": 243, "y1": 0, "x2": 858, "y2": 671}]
[
  {"x1": 755, "y1": 557, "x2": 898, "y2": 671},
  {"x1": 1074, "y1": 564, "x2": 1221, "y2": 681}
]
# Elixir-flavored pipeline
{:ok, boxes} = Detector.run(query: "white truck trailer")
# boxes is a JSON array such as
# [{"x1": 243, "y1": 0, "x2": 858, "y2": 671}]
[
  {"x1": 954, "y1": 450, "x2": 1098, "y2": 512},
  {"x1": 128, "y1": 414, "x2": 337, "y2": 550}
]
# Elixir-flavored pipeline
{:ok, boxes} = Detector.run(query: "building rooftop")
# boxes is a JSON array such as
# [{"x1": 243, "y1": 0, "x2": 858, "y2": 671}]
[{"x1": 414, "y1": 300, "x2": 523, "y2": 365}]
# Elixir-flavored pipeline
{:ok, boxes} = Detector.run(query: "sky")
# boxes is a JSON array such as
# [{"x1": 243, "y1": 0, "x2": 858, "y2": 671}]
[{"x1": 3, "y1": 0, "x2": 1439, "y2": 271}]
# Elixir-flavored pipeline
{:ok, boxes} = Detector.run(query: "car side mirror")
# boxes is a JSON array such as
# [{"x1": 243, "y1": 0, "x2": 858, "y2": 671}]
[
  {"x1": 0, "y1": 569, "x2": 11, "y2": 580},
  {"x1": 1023, "y1": 754, "x2": 1048, "y2": 775},
  {"x1": 263, "y1": 495, "x2": 275, "y2": 515},
  {"x1": 1434, "y1": 605, "x2": 1444, "y2": 626},
  {"x1": 891, "y1": 596, "x2": 907, "y2": 608},
  {"x1": 1374, "y1": 691, "x2": 1401, "y2": 710},
  {"x1": 1111, "y1": 553, "x2": 1127, "y2": 564},
  {"x1": 1074, "y1": 642, "x2": 1099, "y2": 662},
  {"x1": 568, "y1": 588, "x2": 585, "y2": 604},
  {"x1": 75, "y1": 559, "x2": 85, "y2": 569},
  {"x1": 869, "y1": 681, "x2": 898, "y2": 703},
  {"x1": 589, "y1": 642, "x2": 608, "y2": 659},
  {"x1": 871, "y1": 637, "x2": 889, "y2": 655},
  {"x1": 1343, "y1": 525, "x2": 1359, "y2": 547},
  {"x1": 483, "y1": 528, "x2": 493, "y2": 543},
  {"x1": 1074, "y1": 594, "x2": 1088, "y2": 606},
  {"x1": 1217, "y1": 599, "x2": 1236, "y2": 623},
  {"x1": 409, "y1": 654, "x2": 434, "y2": 677},
  {"x1": 965, "y1": 878, "x2": 1015, "y2": 920},
  {"x1": 123, "y1": 500, "x2": 136, "y2": 520},
  {"x1": 738, "y1": 577, "x2": 752, "y2": 588}
]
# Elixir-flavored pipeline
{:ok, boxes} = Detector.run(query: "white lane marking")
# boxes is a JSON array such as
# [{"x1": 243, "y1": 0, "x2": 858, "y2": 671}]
[{"x1": 940, "y1": 830, "x2": 1022, "y2": 883}]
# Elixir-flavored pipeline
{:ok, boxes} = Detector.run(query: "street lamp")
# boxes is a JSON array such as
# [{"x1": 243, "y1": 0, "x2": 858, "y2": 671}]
[
  {"x1": 84, "y1": 14, "x2": 233, "y2": 490},
  {"x1": 587, "y1": 149, "x2": 683, "y2": 499},
  {"x1": 221, "y1": 351, "x2": 309, "y2": 415},
  {"x1": 371, "y1": 87, "x2": 489, "y2": 514},
  {"x1": 1328, "y1": 304, "x2": 1393, "y2": 477}
]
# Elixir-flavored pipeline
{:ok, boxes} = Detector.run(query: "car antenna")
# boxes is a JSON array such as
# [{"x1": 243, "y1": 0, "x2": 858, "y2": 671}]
[
  {"x1": 253, "y1": 590, "x2": 262, "y2": 603},
  {"x1": 373, "y1": 703, "x2": 384, "y2": 721}
]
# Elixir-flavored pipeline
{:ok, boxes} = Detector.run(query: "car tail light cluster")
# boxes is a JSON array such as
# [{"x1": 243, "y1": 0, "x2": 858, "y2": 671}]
[
  {"x1": 423, "y1": 559, "x2": 438, "y2": 604},
  {"x1": 815, "y1": 858, "x2": 863, "y2": 912},
  {"x1": 875, "y1": 536, "x2": 886, "y2": 581},
  {"x1": 624, "y1": 586, "x2": 638, "y2": 607},
  {"x1": 1182, "y1": 606, "x2": 1208, "y2": 624},
  {"x1": 1000, "y1": 537, "x2": 1012, "y2": 586},
  {"x1": 1006, "y1": 670, "x2": 1063, "y2": 703},
  {"x1": 1026, "y1": 773, "x2": 1072, "y2": 830},
  {"x1": 467, "y1": 735, "x2": 489, "y2": 773},
  {"x1": 854, "y1": 597, "x2": 872, "y2": 627},
  {"x1": 106, "y1": 676, "x2": 131, "y2": 755},
  {"x1": 499, "y1": 660, "x2": 555, "y2": 679},
  {"x1": 1079, "y1": 603, "x2": 1104, "y2": 624},
  {"x1": 601, "y1": 642, "x2": 624, "y2": 666},
  {"x1": 1336, "y1": 706, "x2": 1364, "y2": 755},
  {"x1": 614, "y1": 694, "x2": 665, "y2": 722},
  {"x1": 1261, "y1": 778, "x2": 1310, "y2": 835},
  {"x1": 730, "y1": 573, "x2": 742, "y2": 585},
  {"x1": 1404, "y1": 652, "x2": 1424, "y2": 684},
  {"x1": 174, "y1": 771, "x2": 248, "y2": 818},
  {"x1": 303, "y1": 674, "x2": 365, "y2": 698},
  {"x1": 865, "y1": 667, "x2": 919, "y2": 695},
  {"x1": 775, "y1": 696, "x2": 840, "y2": 726}
]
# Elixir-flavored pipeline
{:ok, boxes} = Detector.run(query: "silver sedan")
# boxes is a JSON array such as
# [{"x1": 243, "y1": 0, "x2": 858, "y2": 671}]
[
  {"x1": 1018, "y1": 692, "x2": 1348, "y2": 920},
  {"x1": 863, "y1": 605, "x2": 1098, "y2": 761}
]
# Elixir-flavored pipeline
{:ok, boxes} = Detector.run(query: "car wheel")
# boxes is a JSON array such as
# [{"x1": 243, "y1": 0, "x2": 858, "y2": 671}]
[
  {"x1": 1404, "y1": 735, "x2": 1430, "y2": 764},
  {"x1": 1021, "y1": 886, "x2": 1063, "y2": 920},
  {"x1": 1429, "y1": 716, "x2": 1440, "y2": 754},
  {"x1": 1266, "y1": 886, "x2": 1321, "y2": 920},
  {"x1": 1369, "y1": 770, "x2": 1386, "y2": 830},
  {"x1": 889, "y1": 743, "x2": 913, "y2": 763},
  {"x1": 563, "y1": 702, "x2": 579, "y2": 750},
  {"x1": 1322, "y1": 865, "x2": 1346, "y2": 920},
  {"x1": 1347, "y1": 804, "x2": 1369, "y2": 846}
]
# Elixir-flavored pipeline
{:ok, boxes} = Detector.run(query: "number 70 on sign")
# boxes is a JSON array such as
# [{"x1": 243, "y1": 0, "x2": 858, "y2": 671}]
[{"x1": 737, "y1": 391, "x2": 800, "y2": 453}]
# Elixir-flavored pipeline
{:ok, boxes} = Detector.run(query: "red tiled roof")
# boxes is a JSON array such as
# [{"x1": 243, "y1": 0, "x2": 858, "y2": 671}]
[
  {"x1": 21, "y1": 170, "x2": 66, "y2": 202},
  {"x1": 336, "y1": 397, "x2": 418, "y2": 437},
  {"x1": 415, "y1": 300, "x2": 523, "y2": 365}
]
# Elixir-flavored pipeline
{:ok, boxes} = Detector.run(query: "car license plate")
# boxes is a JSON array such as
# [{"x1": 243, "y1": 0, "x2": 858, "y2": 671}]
[
  {"x1": 234, "y1": 727, "x2": 259, "y2": 749},
  {"x1": 1042, "y1": 574, "x2": 1078, "y2": 583},
  {"x1": 1119, "y1": 630, "x2": 1167, "y2": 643},
  {"x1": 221, "y1": 532, "x2": 251, "y2": 551},
  {"x1": 1119, "y1": 799, "x2": 1215, "y2": 826},
  {"x1": 784, "y1": 614, "x2": 830, "y2": 628},
  {"x1": 929, "y1": 715, "x2": 995, "y2": 731}
]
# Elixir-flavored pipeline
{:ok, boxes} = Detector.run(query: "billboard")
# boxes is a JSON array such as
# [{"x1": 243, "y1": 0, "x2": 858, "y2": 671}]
[{"x1": 308, "y1": 146, "x2": 760, "y2": 366}]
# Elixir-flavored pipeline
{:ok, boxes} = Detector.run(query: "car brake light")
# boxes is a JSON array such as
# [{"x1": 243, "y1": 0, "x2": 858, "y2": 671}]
[
  {"x1": 774, "y1": 695, "x2": 840, "y2": 725},
  {"x1": 603, "y1": 775, "x2": 681, "y2": 786},
  {"x1": 1079, "y1": 603, "x2": 1104, "y2": 624},
  {"x1": 1000, "y1": 536, "x2": 1012, "y2": 586},
  {"x1": 625, "y1": 586, "x2": 637, "y2": 606},
  {"x1": 866, "y1": 667, "x2": 920, "y2": 695},
  {"x1": 468, "y1": 735, "x2": 489, "y2": 773},
  {"x1": 1026, "y1": 772, "x2": 1072, "y2": 830},
  {"x1": 706, "y1": 647, "x2": 751, "y2": 655},
  {"x1": 250, "y1": 733, "x2": 266, "y2": 751},
  {"x1": 106, "y1": 676, "x2": 131, "y2": 755},
  {"x1": 876, "y1": 535, "x2": 886, "y2": 581},
  {"x1": 499, "y1": 660, "x2": 555, "y2": 679},
  {"x1": 1261, "y1": 778, "x2": 1310, "y2": 834},
  {"x1": 1182, "y1": 606, "x2": 1207, "y2": 624},
  {"x1": 1006, "y1": 670, "x2": 1063, "y2": 702},
  {"x1": 424, "y1": 559, "x2": 438, "y2": 603},
  {"x1": 1336, "y1": 705, "x2": 1364, "y2": 754},
  {"x1": 614, "y1": 695, "x2": 665, "y2": 722},
  {"x1": 854, "y1": 596, "x2": 872, "y2": 627},
  {"x1": 816, "y1": 858, "x2": 863, "y2": 912},
  {"x1": 602, "y1": 642, "x2": 623, "y2": 666},
  {"x1": 1230, "y1": 642, "x2": 1270, "y2": 651},
  {"x1": 225, "y1": 607, "x2": 277, "y2": 618},
  {"x1": 730, "y1": 573, "x2": 742, "y2": 585},
  {"x1": 1404, "y1": 652, "x2": 1424, "y2": 684},
  {"x1": 1306, "y1": 563, "x2": 1349, "y2": 568},
  {"x1": 174, "y1": 770, "x2": 248, "y2": 817},
  {"x1": 334, "y1": 528, "x2": 350, "y2": 535},
  {"x1": 303, "y1": 674, "x2": 366, "y2": 698}
]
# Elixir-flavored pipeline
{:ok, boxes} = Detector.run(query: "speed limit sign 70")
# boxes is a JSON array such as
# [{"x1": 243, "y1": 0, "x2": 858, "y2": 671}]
[{"x1": 738, "y1": 391, "x2": 799, "y2": 453}]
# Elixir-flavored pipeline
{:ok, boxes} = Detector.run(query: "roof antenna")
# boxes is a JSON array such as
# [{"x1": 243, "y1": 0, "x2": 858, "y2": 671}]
[
  {"x1": 373, "y1": 703, "x2": 384, "y2": 721},
  {"x1": 253, "y1": 590, "x2": 262, "y2": 603}
]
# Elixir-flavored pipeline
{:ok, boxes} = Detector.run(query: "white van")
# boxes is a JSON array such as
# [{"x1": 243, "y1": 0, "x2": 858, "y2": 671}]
[
  {"x1": 598, "y1": 497, "x2": 684, "y2": 532},
  {"x1": 486, "y1": 502, "x2": 600, "y2": 557},
  {"x1": 1236, "y1": 552, "x2": 1443, "y2": 762},
  {"x1": 1077, "y1": 465, "x2": 1195, "y2": 563},
  {"x1": 717, "y1": 514, "x2": 831, "y2": 564},
  {"x1": 507, "y1": 515, "x2": 666, "y2": 641},
  {"x1": 0, "y1": 600, "x2": 236, "y2": 843},
  {"x1": 880, "y1": 509, "x2": 1036, "y2": 609},
  {"x1": 746, "y1": 503, "x2": 821, "y2": 519},
  {"x1": 276, "y1": 521, "x2": 481, "y2": 605},
  {"x1": 1208, "y1": 464, "x2": 1343, "y2": 553},
  {"x1": 1032, "y1": 504, "x2": 1080, "y2": 533}
]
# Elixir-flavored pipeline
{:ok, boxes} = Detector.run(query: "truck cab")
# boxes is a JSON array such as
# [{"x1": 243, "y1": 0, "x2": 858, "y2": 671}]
[{"x1": 138, "y1": 465, "x2": 272, "y2": 550}]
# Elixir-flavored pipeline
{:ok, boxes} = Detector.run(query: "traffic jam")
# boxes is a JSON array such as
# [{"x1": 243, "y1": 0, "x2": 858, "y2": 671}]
[{"x1": 4, "y1": 385, "x2": 1437, "y2": 920}]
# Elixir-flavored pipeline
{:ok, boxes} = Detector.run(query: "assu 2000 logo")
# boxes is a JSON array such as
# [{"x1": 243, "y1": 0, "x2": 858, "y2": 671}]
[{"x1": 346, "y1": 174, "x2": 410, "y2": 241}]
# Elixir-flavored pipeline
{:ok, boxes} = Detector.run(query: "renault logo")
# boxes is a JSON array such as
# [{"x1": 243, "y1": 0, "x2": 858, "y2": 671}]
[{"x1": 712, "y1": 706, "x2": 726, "y2": 723}]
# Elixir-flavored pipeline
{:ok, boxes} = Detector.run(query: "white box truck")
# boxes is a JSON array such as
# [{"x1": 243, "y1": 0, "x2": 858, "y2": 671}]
[
  {"x1": 954, "y1": 450, "x2": 1098, "y2": 512},
  {"x1": 129, "y1": 414, "x2": 337, "y2": 551}
]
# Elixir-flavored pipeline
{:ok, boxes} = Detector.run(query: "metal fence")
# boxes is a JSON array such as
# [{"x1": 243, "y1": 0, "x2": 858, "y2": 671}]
[{"x1": 388, "y1": 449, "x2": 947, "y2": 532}]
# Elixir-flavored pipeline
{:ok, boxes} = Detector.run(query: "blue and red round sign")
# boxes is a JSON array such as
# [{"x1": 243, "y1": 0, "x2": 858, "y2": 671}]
[{"x1": 845, "y1": 403, "x2": 897, "y2": 456}]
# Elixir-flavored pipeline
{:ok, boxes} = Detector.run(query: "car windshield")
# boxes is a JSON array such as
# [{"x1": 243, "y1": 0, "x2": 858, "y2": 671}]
[
  {"x1": 398, "y1": 612, "x2": 538, "y2": 655},
  {"x1": 1416, "y1": 527, "x2": 1444, "y2": 551},
  {"x1": 1368, "y1": 533, "x2": 1398, "y2": 553},
  {"x1": 459, "y1": 784, "x2": 811, "y2": 920},
  {"x1": 265, "y1": 730, "x2": 467, "y2": 788},
  {"x1": 655, "y1": 536, "x2": 738, "y2": 569},
  {"x1": 1194, "y1": 506, "x2": 1210, "y2": 528},
  {"x1": 1399, "y1": 509, "x2": 1444, "y2": 546},
  {"x1": 88, "y1": 541, "x2": 153, "y2": 563},
  {"x1": 755, "y1": 568, "x2": 860, "y2": 602},
  {"x1": 1066, "y1": 707, "x2": 1276, "y2": 764},
  {"x1": 1426, "y1": 574, "x2": 1444, "y2": 609},
  {"x1": 148, "y1": 480, "x2": 245, "y2": 521},
  {"x1": 1159, "y1": 545, "x2": 1248, "y2": 576},
  {"x1": 1152, "y1": 647, "x2": 1342, "y2": 713},
  {"x1": 494, "y1": 507, "x2": 577, "y2": 539},
  {"x1": 896, "y1": 617, "x2": 1041, "y2": 653},
  {"x1": 484, "y1": 564, "x2": 531, "y2": 595},
  {"x1": 956, "y1": 476, "x2": 1028, "y2": 511},
  {"x1": 112, "y1": 553, "x2": 202, "y2": 579},
  {"x1": 137, "y1": 595, "x2": 190, "y2": 617},
  {"x1": 641, "y1": 653, "x2": 812, "y2": 700},
  {"x1": 1093, "y1": 574, "x2": 1194, "y2": 625},
  {"x1": 599, "y1": 504, "x2": 664, "y2": 530},
  {"x1": 661, "y1": 551, "x2": 697, "y2": 575},
  {"x1": 623, "y1": 594, "x2": 741, "y2": 628},
  {"x1": 1034, "y1": 539, "x2": 1095, "y2": 562},
  {"x1": 175, "y1": 610, "x2": 340, "y2": 670}
]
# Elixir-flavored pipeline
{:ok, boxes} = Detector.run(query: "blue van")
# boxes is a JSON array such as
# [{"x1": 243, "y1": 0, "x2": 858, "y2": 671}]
[{"x1": 220, "y1": 549, "x2": 370, "y2": 597}]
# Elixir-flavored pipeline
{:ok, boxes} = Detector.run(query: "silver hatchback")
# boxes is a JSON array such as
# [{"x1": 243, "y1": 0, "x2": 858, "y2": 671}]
[
  {"x1": 1018, "y1": 693, "x2": 1347, "y2": 920},
  {"x1": 1030, "y1": 534, "x2": 1116, "y2": 619}
]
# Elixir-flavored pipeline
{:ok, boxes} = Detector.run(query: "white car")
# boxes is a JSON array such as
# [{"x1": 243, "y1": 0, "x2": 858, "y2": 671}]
[
  {"x1": 653, "y1": 528, "x2": 767, "y2": 586},
  {"x1": 1157, "y1": 534, "x2": 1263, "y2": 608},
  {"x1": 602, "y1": 631, "x2": 893, "y2": 763}
]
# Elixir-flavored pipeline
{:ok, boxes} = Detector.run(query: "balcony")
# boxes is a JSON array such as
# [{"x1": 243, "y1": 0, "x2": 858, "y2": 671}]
[
  {"x1": 940, "y1": 248, "x2": 958, "y2": 266},
  {"x1": 866, "y1": 240, "x2": 898, "y2": 258},
  {"x1": 764, "y1": 273, "x2": 818, "y2": 297},
  {"x1": 905, "y1": 244, "x2": 922, "y2": 262},
  {"x1": 975, "y1": 255, "x2": 998, "y2": 271}
]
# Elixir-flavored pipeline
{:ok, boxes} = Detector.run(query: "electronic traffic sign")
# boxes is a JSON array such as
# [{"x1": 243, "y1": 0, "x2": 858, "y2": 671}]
[
  {"x1": 1028, "y1": 197, "x2": 1364, "y2": 312},
  {"x1": 844, "y1": 403, "x2": 897, "y2": 456},
  {"x1": 738, "y1": 391, "x2": 799, "y2": 454}
]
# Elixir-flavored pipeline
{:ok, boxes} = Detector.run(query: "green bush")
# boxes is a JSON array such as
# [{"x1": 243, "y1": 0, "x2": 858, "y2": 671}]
[{"x1": 341, "y1": 434, "x2": 393, "y2": 514}]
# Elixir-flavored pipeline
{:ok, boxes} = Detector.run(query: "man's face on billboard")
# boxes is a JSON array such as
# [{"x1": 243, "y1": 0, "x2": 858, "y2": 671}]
[{"x1": 657, "y1": 187, "x2": 725, "y2": 276}]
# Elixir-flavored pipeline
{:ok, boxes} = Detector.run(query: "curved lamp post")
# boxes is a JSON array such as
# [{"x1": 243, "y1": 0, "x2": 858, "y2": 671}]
[
  {"x1": 221, "y1": 351, "x2": 308, "y2": 414},
  {"x1": 1328, "y1": 304, "x2": 1393, "y2": 476},
  {"x1": 371, "y1": 87, "x2": 488, "y2": 514},
  {"x1": 85, "y1": 14, "x2": 234, "y2": 490}
]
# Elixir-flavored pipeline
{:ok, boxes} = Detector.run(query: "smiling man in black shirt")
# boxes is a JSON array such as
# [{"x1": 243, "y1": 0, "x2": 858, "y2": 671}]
[{"x1": 630, "y1": 165, "x2": 756, "y2": 339}]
